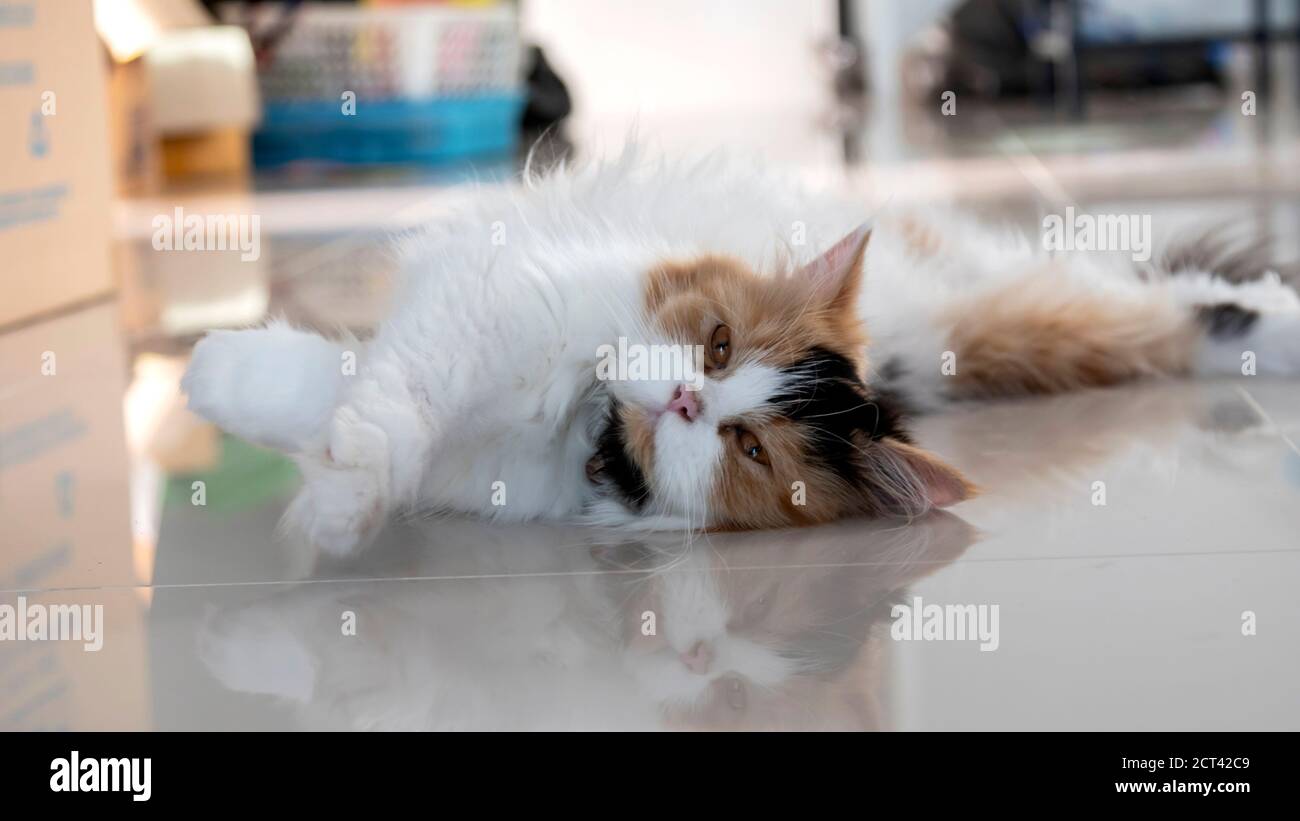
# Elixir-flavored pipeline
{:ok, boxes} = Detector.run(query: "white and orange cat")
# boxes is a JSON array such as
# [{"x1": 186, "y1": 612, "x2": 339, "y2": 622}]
[{"x1": 182, "y1": 147, "x2": 1300, "y2": 554}]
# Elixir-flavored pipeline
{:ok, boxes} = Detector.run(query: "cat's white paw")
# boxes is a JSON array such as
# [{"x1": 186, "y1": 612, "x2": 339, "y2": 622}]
[
  {"x1": 182, "y1": 323, "x2": 345, "y2": 452},
  {"x1": 326, "y1": 406, "x2": 389, "y2": 468},
  {"x1": 283, "y1": 410, "x2": 391, "y2": 556},
  {"x1": 287, "y1": 467, "x2": 384, "y2": 556},
  {"x1": 183, "y1": 330, "x2": 248, "y2": 430}
]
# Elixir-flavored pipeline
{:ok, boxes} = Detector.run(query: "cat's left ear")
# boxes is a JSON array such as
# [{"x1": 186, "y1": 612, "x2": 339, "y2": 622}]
[{"x1": 797, "y1": 222, "x2": 872, "y2": 312}]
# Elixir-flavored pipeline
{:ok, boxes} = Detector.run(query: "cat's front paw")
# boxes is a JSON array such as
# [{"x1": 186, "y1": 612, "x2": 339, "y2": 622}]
[
  {"x1": 285, "y1": 466, "x2": 385, "y2": 556},
  {"x1": 283, "y1": 411, "x2": 391, "y2": 556}
]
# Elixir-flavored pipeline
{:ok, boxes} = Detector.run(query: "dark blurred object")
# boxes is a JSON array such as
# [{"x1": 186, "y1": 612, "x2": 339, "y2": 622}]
[
  {"x1": 521, "y1": 45, "x2": 571, "y2": 133},
  {"x1": 831, "y1": 0, "x2": 867, "y2": 101},
  {"x1": 906, "y1": 0, "x2": 1227, "y2": 102},
  {"x1": 206, "y1": 0, "x2": 304, "y2": 68},
  {"x1": 517, "y1": 44, "x2": 574, "y2": 169}
]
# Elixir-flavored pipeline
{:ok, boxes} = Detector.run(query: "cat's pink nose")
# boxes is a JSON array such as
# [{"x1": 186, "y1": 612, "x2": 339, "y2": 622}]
[
  {"x1": 666, "y1": 385, "x2": 700, "y2": 422},
  {"x1": 680, "y1": 640, "x2": 712, "y2": 675}
]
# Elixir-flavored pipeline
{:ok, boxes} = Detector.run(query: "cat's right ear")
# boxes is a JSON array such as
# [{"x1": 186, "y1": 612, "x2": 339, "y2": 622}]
[{"x1": 796, "y1": 222, "x2": 872, "y2": 313}]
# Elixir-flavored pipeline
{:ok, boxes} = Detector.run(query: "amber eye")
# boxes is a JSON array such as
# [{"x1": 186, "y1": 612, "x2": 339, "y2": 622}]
[
  {"x1": 733, "y1": 427, "x2": 768, "y2": 465},
  {"x1": 709, "y1": 324, "x2": 731, "y2": 369}
]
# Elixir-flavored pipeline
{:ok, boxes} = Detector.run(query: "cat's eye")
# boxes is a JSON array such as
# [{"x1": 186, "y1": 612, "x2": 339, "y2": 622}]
[
  {"x1": 709, "y1": 324, "x2": 731, "y2": 369},
  {"x1": 732, "y1": 426, "x2": 768, "y2": 466}
]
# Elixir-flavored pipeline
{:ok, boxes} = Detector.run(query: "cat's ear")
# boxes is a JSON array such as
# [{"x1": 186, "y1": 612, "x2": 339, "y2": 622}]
[
  {"x1": 858, "y1": 437, "x2": 975, "y2": 517},
  {"x1": 797, "y1": 222, "x2": 871, "y2": 312}
]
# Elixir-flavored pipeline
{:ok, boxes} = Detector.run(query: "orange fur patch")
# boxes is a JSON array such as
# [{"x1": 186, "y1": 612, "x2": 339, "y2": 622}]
[
  {"x1": 897, "y1": 214, "x2": 945, "y2": 259},
  {"x1": 710, "y1": 419, "x2": 855, "y2": 529},
  {"x1": 646, "y1": 255, "x2": 868, "y2": 373},
  {"x1": 942, "y1": 272, "x2": 1197, "y2": 399}
]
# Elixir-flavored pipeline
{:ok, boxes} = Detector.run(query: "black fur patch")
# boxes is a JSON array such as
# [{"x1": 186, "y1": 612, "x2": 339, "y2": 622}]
[
  {"x1": 1196, "y1": 303, "x2": 1259, "y2": 339},
  {"x1": 771, "y1": 347, "x2": 913, "y2": 485},
  {"x1": 591, "y1": 403, "x2": 650, "y2": 510}
]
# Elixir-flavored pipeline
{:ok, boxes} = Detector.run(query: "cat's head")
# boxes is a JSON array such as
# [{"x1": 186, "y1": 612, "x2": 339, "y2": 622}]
[{"x1": 588, "y1": 225, "x2": 975, "y2": 529}]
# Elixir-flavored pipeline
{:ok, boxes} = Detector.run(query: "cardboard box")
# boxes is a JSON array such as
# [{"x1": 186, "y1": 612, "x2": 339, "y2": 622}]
[
  {"x1": 0, "y1": 301, "x2": 149, "y2": 729},
  {"x1": 107, "y1": 56, "x2": 161, "y2": 197},
  {"x1": 161, "y1": 127, "x2": 251, "y2": 180},
  {"x1": 0, "y1": 588, "x2": 152, "y2": 730},
  {"x1": 0, "y1": 0, "x2": 114, "y2": 329},
  {"x1": 146, "y1": 25, "x2": 259, "y2": 136},
  {"x1": 98, "y1": 0, "x2": 217, "y2": 197},
  {"x1": 0, "y1": 301, "x2": 135, "y2": 591}
]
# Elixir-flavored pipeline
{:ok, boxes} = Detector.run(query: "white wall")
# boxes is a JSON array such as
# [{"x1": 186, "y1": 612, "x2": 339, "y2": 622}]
[{"x1": 521, "y1": 0, "x2": 838, "y2": 129}]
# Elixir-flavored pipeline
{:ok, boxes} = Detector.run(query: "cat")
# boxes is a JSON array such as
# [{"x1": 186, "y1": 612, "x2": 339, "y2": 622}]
[
  {"x1": 196, "y1": 512, "x2": 976, "y2": 731},
  {"x1": 181, "y1": 146, "x2": 1300, "y2": 555}
]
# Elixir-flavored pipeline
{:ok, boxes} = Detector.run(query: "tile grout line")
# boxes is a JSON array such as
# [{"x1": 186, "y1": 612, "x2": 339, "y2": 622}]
[
  {"x1": 1235, "y1": 385, "x2": 1300, "y2": 457},
  {"x1": 4, "y1": 546, "x2": 1299, "y2": 597}
]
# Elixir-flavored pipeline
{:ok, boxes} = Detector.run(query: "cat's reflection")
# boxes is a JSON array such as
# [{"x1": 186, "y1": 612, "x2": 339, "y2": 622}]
[{"x1": 199, "y1": 513, "x2": 977, "y2": 730}]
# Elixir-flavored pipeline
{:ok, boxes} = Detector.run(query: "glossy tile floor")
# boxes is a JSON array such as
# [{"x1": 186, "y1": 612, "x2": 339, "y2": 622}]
[
  {"x1": 7, "y1": 82, "x2": 1300, "y2": 729},
  {"x1": 4, "y1": 377, "x2": 1297, "y2": 730},
  {"x1": 189, "y1": 376, "x2": 1300, "y2": 730}
]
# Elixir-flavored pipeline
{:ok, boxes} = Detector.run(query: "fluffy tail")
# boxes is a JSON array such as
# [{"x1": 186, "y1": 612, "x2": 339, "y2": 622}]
[
  {"x1": 182, "y1": 321, "x2": 350, "y2": 453},
  {"x1": 1160, "y1": 231, "x2": 1300, "y2": 379},
  {"x1": 926, "y1": 230, "x2": 1300, "y2": 402}
]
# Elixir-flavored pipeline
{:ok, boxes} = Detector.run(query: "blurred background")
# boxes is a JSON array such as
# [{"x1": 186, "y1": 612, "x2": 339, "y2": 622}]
[{"x1": 4, "y1": 0, "x2": 1300, "y2": 729}]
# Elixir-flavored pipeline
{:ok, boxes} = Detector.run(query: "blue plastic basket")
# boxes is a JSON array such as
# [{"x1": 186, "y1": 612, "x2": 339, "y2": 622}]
[
  {"x1": 253, "y1": 94, "x2": 525, "y2": 167},
  {"x1": 226, "y1": 2, "x2": 525, "y2": 168}
]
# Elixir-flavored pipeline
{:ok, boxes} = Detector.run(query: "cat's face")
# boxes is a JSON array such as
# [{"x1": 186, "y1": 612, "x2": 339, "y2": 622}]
[{"x1": 589, "y1": 226, "x2": 974, "y2": 529}]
